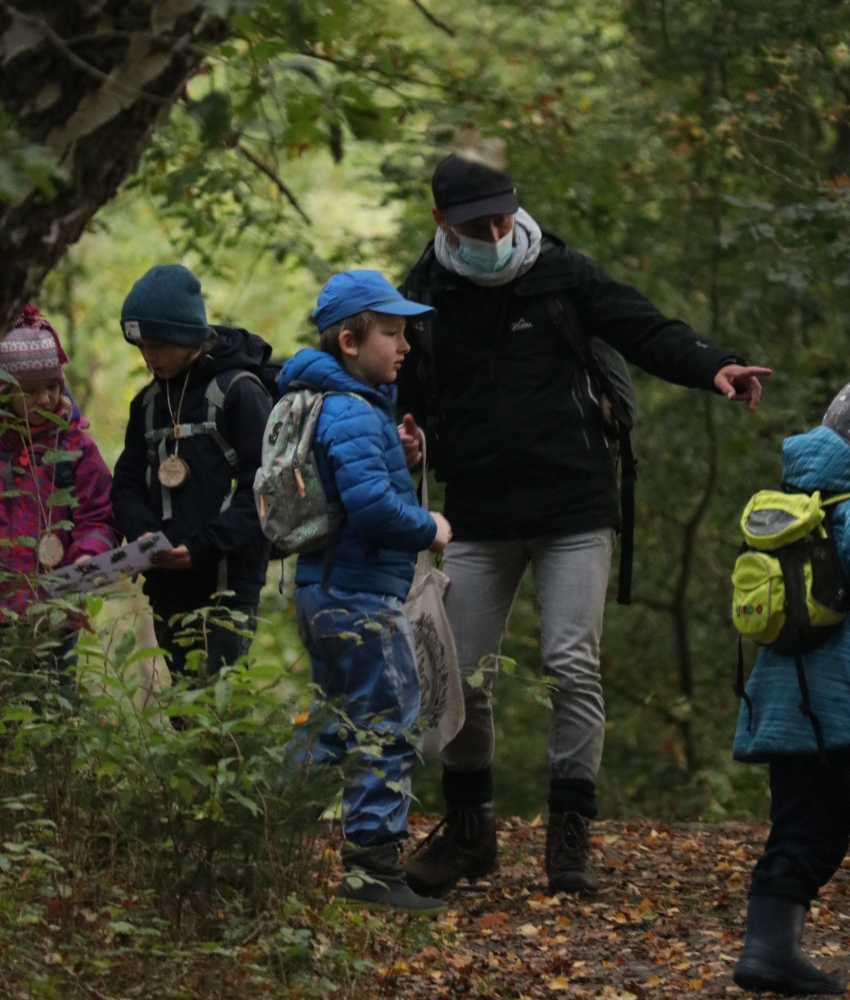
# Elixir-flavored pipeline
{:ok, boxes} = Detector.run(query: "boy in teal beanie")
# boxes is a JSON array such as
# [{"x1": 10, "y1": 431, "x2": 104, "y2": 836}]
[{"x1": 112, "y1": 264, "x2": 274, "y2": 678}]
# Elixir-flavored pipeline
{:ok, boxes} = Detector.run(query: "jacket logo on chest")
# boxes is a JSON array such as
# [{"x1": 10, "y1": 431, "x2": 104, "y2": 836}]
[{"x1": 510, "y1": 317, "x2": 533, "y2": 332}]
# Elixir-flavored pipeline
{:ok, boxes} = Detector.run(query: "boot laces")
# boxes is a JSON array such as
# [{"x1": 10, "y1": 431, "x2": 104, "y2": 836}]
[
  {"x1": 550, "y1": 813, "x2": 588, "y2": 868},
  {"x1": 410, "y1": 807, "x2": 481, "y2": 859}
]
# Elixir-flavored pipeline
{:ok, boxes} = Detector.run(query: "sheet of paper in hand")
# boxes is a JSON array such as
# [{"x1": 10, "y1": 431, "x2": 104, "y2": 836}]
[{"x1": 43, "y1": 533, "x2": 173, "y2": 596}]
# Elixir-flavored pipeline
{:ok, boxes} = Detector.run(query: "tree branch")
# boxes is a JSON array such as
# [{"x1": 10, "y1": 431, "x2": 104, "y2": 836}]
[
  {"x1": 236, "y1": 144, "x2": 312, "y2": 225},
  {"x1": 409, "y1": 0, "x2": 455, "y2": 36},
  {"x1": 0, "y1": 1, "x2": 165, "y2": 103}
]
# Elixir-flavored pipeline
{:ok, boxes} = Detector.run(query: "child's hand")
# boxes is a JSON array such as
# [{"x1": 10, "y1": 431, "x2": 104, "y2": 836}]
[
  {"x1": 150, "y1": 545, "x2": 193, "y2": 570},
  {"x1": 398, "y1": 414, "x2": 423, "y2": 469},
  {"x1": 429, "y1": 512, "x2": 452, "y2": 552}
]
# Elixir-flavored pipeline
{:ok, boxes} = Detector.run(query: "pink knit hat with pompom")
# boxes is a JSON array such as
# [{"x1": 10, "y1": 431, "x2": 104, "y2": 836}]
[{"x1": 0, "y1": 306, "x2": 68, "y2": 383}]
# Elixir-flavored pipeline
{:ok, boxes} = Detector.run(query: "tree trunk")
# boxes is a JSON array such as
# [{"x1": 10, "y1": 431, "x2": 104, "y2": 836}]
[{"x1": 0, "y1": 1, "x2": 228, "y2": 335}]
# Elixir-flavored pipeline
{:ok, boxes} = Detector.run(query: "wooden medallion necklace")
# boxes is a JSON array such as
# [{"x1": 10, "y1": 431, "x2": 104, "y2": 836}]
[{"x1": 158, "y1": 368, "x2": 192, "y2": 489}]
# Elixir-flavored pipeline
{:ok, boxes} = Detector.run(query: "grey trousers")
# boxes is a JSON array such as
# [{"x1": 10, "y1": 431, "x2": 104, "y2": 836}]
[{"x1": 440, "y1": 529, "x2": 615, "y2": 784}]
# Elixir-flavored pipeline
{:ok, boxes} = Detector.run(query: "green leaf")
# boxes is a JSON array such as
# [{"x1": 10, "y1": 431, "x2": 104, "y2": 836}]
[
  {"x1": 227, "y1": 790, "x2": 261, "y2": 816},
  {"x1": 214, "y1": 679, "x2": 233, "y2": 715},
  {"x1": 112, "y1": 629, "x2": 136, "y2": 668},
  {"x1": 47, "y1": 487, "x2": 78, "y2": 509},
  {"x1": 187, "y1": 91, "x2": 233, "y2": 149},
  {"x1": 41, "y1": 449, "x2": 82, "y2": 466},
  {"x1": 466, "y1": 668, "x2": 485, "y2": 688}
]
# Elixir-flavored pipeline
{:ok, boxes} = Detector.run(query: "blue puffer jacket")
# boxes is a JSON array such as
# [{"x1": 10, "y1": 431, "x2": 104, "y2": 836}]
[
  {"x1": 279, "y1": 349, "x2": 437, "y2": 600},
  {"x1": 734, "y1": 425, "x2": 850, "y2": 761}
]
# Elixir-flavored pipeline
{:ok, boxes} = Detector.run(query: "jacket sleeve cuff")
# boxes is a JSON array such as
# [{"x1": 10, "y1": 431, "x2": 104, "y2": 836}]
[
  {"x1": 67, "y1": 532, "x2": 114, "y2": 563},
  {"x1": 423, "y1": 513, "x2": 438, "y2": 548},
  {"x1": 183, "y1": 534, "x2": 215, "y2": 570},
  {"x1": 711, "y1": 354, "x2": 747, "y2": 393}
]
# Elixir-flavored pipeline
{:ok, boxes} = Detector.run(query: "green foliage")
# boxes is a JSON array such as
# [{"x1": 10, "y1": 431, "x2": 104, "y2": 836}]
[
  {"x1": 27, "y1": 0, "x2": 850, "y2": 822},
  {"x1": 0, "y1": 109, "x2": 63, "y2": 202},
  {"x1": 0, "y1": 597, "x2": 416, "y2": 998}
]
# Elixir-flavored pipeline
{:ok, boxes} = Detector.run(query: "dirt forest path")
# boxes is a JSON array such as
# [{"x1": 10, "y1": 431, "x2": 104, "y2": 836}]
[{"x1": 382, "y1": 816, "x2": 850, "y2": 999}]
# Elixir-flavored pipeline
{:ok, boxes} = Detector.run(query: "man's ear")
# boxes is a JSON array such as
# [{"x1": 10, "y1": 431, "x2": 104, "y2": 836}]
[
  {"x1": 433, "y1": 206, "x2": 449, "y2": 232},
  {"x1": 339, "y1": 328, "x2": 359, "y2": 358}
]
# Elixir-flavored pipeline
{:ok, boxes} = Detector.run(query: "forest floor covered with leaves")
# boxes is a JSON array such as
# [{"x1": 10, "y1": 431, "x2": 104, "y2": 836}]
[{"x1": 377, "y1": 815, "x2": 850, "y2": 999}]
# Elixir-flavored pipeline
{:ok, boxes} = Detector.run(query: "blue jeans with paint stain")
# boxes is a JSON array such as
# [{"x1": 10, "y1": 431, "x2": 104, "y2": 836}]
[{"x1": 295, "y1": 584, "x2": 420, "y2": 848}]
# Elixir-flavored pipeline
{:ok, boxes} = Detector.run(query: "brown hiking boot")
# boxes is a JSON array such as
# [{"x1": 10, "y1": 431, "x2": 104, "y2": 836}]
[
  {"x1": 404, "y1": 803, "x2": 498, "y2": 896},
  {"x1": 546, "y1": 811, "x2": 599, "y2": 895}
]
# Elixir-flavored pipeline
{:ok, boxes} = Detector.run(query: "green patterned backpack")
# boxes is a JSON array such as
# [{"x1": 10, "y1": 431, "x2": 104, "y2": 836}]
[
  {"x1": 253, "y1": 384, "x2": 364, "y2": 580},
  {"x1": 732, "y1": 488, "x2": 850, "y2": 751}
]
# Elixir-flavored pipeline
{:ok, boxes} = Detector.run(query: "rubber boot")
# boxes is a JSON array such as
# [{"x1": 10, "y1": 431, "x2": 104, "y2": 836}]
[
  {"x1": 546, "y1": 811, "x2": 600, "y2": 895},
  {"x1": 733, "y1": 895, "x2": 846, "y2": 995},
  {"x1": 338, "y1": 842, "x2": 446, "y2": 913},
  {"x1": 404, "y1": 802, "x2": 498, "y2": 896}
]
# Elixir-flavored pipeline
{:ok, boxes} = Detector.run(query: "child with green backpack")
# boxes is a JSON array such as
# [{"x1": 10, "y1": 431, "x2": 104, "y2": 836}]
[{"x1": 730, "y1": 384, "x2": 850, "y2": 995}]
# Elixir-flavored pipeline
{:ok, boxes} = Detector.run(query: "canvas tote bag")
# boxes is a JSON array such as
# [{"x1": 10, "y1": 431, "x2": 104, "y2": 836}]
[{"x1": 403, "y1": 437, "x2": 464, "y2": 756}]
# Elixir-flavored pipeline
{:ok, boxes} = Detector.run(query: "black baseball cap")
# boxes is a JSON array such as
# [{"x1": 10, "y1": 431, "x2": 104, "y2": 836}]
[{"x1": 432, "y1": 153, "x2": 519, "y2": 225}]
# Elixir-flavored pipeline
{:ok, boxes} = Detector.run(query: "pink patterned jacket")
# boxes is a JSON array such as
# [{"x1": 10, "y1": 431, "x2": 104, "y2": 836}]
[{"x1": 0, "y1": 396, "x2": 116, "y2": 619}]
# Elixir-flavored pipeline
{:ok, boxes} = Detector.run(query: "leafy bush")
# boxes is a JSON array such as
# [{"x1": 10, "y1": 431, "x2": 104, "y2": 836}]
[{"x1": 0, "y1": 597, "x2": 420, "y2": 998}]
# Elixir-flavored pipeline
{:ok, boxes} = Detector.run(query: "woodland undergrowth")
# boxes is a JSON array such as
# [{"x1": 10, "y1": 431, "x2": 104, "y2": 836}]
[{"x1": 0, "y1": 594, "x2": 422, "y2": 1000}]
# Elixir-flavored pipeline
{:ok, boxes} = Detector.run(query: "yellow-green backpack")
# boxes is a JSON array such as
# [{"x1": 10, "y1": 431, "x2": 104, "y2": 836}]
[
  {"x1": 732, "y1": 489, "x2": 850, "y2": 752},
  {"x1": 731, "y1": 490, "x2": 850, "y2": 650}
]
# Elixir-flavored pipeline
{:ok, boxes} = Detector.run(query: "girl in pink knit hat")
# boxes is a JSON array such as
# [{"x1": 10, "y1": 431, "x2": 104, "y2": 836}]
[{"x1": 0, "y1": 306, "x2": 116, "y2": 655}]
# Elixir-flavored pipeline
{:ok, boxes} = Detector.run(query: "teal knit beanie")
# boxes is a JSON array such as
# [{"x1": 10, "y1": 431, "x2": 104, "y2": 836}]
[{"x1": 120, "y1": 264, "x2": 213, "y2": 346}]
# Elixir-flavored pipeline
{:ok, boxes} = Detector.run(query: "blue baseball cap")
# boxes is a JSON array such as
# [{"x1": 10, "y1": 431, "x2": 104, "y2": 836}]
[{"x1": 312, "y1": 269, "x2": 434, "y2": 332}]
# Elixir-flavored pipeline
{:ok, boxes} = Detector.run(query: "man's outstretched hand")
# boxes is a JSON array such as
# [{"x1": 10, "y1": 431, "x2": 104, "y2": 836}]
[
  {"x1": 714, "y1": 364, "x2": 773, "y2": 411},
  {"x1": 398, "y1": 413, "x2": 423, "y2": 469}
]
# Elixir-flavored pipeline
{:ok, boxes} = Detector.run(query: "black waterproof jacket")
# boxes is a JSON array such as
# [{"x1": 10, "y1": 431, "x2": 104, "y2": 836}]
[
  {"x1": 112, "y1": 326, "x2": 274, "y2": 615},
  {"x1": 397, "y1": 232, "x2": 741, "y2": 540}
]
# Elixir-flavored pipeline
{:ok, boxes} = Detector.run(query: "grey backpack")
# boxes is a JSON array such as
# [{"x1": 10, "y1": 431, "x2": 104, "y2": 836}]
[{"x1": 253, "y1": 384, "x2": 363, "y2": 579}]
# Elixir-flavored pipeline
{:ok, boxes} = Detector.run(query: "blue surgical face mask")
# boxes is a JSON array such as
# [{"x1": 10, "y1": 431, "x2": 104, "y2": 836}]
[{"x1": 454, "y1": 228, "x2": 515, "y2": 272}]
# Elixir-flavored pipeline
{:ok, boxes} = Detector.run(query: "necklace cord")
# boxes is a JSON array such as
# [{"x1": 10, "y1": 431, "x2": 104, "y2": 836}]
[{"x1": 165, "y1": 368, "x2": 193, "y2": 458}]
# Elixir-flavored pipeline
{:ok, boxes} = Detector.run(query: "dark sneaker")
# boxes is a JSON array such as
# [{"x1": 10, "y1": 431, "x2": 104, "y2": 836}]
[
  {"x1": 733, "y1": 895, "x2": 845, "y2": 995},
  {"x1": 404, "y1": 803, "x2": 498, "y2": 896},
  {"x1": 338, "y1": 843, "x2": 446, "y2": 913},
  {"x1": 546, "y1": 811, "x2": 599, "y2": 895}
]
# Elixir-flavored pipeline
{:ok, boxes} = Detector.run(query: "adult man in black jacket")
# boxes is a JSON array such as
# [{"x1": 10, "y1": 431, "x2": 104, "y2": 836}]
[{"x1": 397, "y1": 154, "x2": 769, "y2": 897}]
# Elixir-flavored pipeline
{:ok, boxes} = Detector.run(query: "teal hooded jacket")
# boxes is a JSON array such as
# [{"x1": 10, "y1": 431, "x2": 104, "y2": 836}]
[{"x1": 734, "y1": 425, "x2": 850, "y2": 761}]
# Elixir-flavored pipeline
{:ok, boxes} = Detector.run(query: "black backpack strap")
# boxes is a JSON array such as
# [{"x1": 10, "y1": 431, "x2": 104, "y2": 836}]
[
  {"x1": 617, "y1": 426, "x2": 637, "y2": 605},
  {"x1": 793, "y1": 653, "x2": 826, "y2": 757},
  {"x1": 207, "y1": 370, "x2": 269, "y2": 594},
  {"x1": 204, "y1": 370, "x2": 268, "y2": 469},
  {"x1": 735, "y1": 635, "x2": 755, "y2": 732},
  {"x1": 548, "y1": 295, "x2": 637, "y2": 605},
  {"x1": 141, "y1": 370, "x2": 267, "y2": 575}
]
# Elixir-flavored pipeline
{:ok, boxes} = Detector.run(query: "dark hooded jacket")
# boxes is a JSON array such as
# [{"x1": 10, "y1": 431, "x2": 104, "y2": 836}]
[
  {"x1": 397, "y1": 232, "x2": 742, "y2": 540},
  {"x1": 112, "y1": 326, "x2": 273, "y2": 615}
]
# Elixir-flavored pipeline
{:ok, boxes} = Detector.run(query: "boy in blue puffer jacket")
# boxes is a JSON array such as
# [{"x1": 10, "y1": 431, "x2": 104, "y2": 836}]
[
  {"x1": 279, "y1": 270, "x2": 452, "y2": 911},
  {"x1": 732, "y1": 384, "x2": 850, "y2": 996}
]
